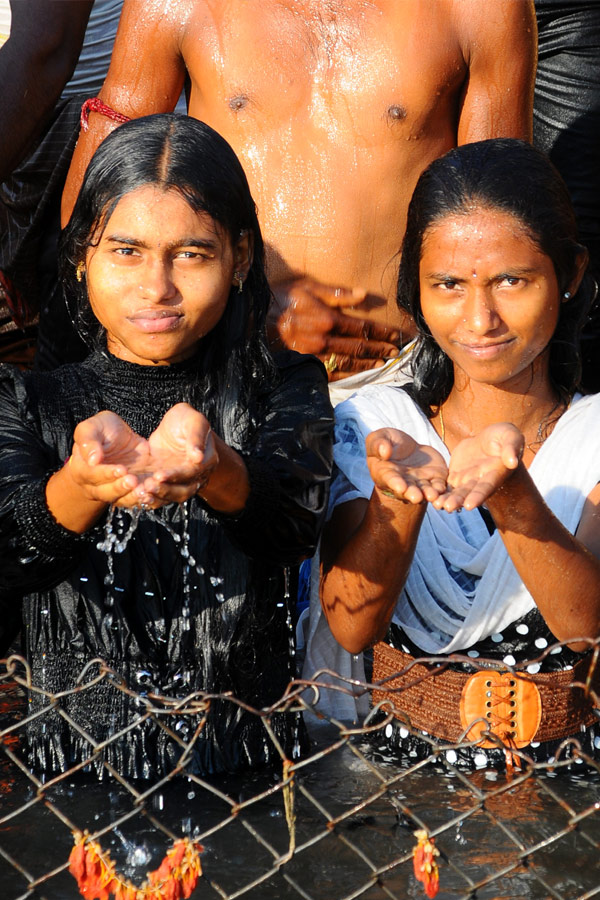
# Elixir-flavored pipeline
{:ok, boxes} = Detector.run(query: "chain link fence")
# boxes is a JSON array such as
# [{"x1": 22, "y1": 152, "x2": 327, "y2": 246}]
[{"x1": 1, "y1": 643, "x2": 599, "y2": 900}]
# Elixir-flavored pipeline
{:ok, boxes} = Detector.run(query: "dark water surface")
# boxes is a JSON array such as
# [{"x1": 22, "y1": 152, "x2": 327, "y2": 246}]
[{"x1": 1, "y1": 688, "x2": 599, "y2": 900}]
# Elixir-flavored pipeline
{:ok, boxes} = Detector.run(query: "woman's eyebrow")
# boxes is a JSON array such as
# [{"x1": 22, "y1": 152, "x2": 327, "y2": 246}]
[
  {"x1": 494, "y1": 267, "x2": 538, "y2": 277},
  {"x1": 104, "y1": 234, "x2": 219, "y2": 250},
  {"x1": 422, "y1": 271, "x2": 465, "y2": 281},
  {"x1": 104, "y1": 234, "x2": 147, "y2": 246},
  {"x1": 423, "y1": 267, "x2": 540, "y2": 281}
]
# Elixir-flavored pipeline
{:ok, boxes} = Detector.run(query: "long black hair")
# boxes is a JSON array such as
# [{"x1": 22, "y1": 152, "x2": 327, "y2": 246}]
[
  {"x1": 397, "y1": 138, "x2": 594, "y2": 414},
  {"x1": 60, "y1": 113, "x2": 275, "y2": 446}
]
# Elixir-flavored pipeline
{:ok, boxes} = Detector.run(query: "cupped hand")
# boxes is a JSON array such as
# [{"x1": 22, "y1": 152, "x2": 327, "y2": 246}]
[
  {"x1": 269, "y1": 277, "x2": 403, "y2": 380},
  {"x1": 70, "y1": 411, "x2": 150, "y2": 504},
  {"x1": 434, "y1": 422, "x2": 524, "y2": 513},
  {"x1": 132, "y1": 403, "x2": 218, "y2": 507},
  {"x1": 366, "y1": 428, "x2": 448, "y2": 504}
]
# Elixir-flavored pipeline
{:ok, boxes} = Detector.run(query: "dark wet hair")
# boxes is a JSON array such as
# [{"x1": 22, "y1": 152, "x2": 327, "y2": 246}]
[
  {"x1": 397, "y1": 138, "x2": 594, "y2": 414},
  {"x1": 60, "y1": 113, "x2": 275, "y2": 444}
]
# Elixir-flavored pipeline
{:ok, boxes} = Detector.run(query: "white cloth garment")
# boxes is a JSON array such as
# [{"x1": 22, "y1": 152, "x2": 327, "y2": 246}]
[
  {"x1": 302, "y1": 386, "x2": 600, "y2": 718},
  {"x1": 327, "y1": 341, "x2": 415, "y2": 408},
  {"x1": 0, "y1": 0, "x2": 10, "y2": 42}
]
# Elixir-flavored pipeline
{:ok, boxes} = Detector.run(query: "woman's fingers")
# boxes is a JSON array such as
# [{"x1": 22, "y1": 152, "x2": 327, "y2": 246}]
[
  {"x1": 367, "y1": 430, "x2": 448, "y2": 506},
  {"x1": 73, "y1": 420, "x2": 108, "y2": 466},
  {"x1": 116, "y1": 478, "x2": 200, "y2": 509},
  {"x1": 84, "y1": 473, "x2": 141, "y2": 504},
  {"x1": 366, "y1": 429, "x2": 398, "y2": 460},
  {"x1": 437, "y1": 469, "x2": 500, "y2": 511},
  {"x1": 500, "y1": 440, "x2": 522, "y2": 470},
  {"x1": 441, "y1": 425, "x2": 525, "y2": 512},
  {"x1": 373, "y1": 461, "x2": 447, "y2": 505}
]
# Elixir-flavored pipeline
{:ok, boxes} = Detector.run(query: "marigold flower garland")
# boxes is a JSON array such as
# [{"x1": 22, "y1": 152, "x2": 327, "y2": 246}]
[
  {"x1": 68, "y1": 831, "x2": 203, "y2": 900},
  {"x1": 412, "y1": 829, "x2": 440, "y2": 898}
]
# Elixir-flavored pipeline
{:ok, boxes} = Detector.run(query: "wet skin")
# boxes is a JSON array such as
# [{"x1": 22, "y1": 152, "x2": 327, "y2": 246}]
[
  {"x1": 62, "y1": 0, "x2": 536, "y2": 378},
  {"x1": 419, "y1": 210, "x2": 561, "y2": 402},
  {"x1": 46, "y1": 188, "x2": 253, "y2": 532},
  {"x1": 85, "y1": 185, "x2": 250, "y2": 367}
]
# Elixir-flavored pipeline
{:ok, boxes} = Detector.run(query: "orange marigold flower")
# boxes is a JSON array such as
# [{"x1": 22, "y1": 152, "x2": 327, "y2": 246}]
[
  {"x1": 69, "y1": 838, "x2": 87, "y2": 882},
  {"x1": 69, "y1": 832, "x2": 203, "y2": 900},
  {"x1": 412, "y1": 829, "x2": 440, "y2": 899}
]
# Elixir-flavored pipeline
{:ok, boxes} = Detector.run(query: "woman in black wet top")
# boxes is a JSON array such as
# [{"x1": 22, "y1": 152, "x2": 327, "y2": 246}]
[{"x1": 0, "y1": 115, "x2": 333, "y2": 779}]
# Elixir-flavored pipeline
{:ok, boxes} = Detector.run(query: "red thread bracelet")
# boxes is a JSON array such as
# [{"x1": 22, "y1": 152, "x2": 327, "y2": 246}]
[{"x1": 80, "y1": 98, "x2": 131, "y2": 132}]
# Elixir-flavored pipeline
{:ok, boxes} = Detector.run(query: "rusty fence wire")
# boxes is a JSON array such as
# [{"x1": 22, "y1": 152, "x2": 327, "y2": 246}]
[{"x1": 1, "y1": 643, "x2": 599, "y2": 900}]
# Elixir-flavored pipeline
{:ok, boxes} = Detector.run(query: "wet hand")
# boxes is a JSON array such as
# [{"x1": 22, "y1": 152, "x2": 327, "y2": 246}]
[
  {"x1": 269, "y1": 277, "x2": 402, "y2": 380},
  {"x1": 70, "y1": 411, "x2": 150, "y2": 504},
  {"x1": 433, "y1": 423, "x2": 524, "y2": 513},
  {"x1": 366, "y1": 428, "x2": 448, "y2": 504},
  {"x1": 132, "y1": 403, "x2": 218, "y2": 507}
]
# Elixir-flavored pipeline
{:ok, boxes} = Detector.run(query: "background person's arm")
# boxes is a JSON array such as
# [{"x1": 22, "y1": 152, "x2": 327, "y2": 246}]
[
  {"x1": 61, "y1": 0, "x2": 188, "y2": 224},
  {"x1": 455, "y1": 0, "x2": 537, "y2": 143},
  {"x1": 0, "y1": 0, "x2": 93, "y2": 182}
]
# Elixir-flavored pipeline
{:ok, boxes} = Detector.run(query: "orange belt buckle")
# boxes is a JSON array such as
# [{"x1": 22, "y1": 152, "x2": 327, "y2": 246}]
[{"x1": 460, "y1": 670, "x2": 542, "y2": 749}]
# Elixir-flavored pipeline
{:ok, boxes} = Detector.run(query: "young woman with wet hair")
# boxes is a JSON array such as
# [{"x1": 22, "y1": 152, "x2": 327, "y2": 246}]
[
  {"x1": 0, "y1": 114, "x2": 333, "y2": 778},
  {"x1": 320, "y1": 139, "x2": 600, "y2": 768}
]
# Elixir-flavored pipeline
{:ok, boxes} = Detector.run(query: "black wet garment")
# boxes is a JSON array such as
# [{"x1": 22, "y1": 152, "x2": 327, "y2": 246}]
[
  {"x1": 0, "y1": 348, "x2": 334, "y2": 779},
  {"x1": 534, "y1": 1, "x2": 600, "y2": 391},
  {"x1": 371, "y1": 611, "x2": 599, "y2": 772}
]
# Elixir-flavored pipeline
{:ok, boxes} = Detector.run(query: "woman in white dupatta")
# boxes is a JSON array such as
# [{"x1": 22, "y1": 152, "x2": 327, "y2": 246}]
[{"x1": 320, "y1": 139, "x2": 600, "y2": 767}]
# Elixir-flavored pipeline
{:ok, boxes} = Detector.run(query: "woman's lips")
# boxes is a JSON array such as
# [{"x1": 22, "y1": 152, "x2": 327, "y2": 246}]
[
  {"x1": 455, "y1": 338, "x2": 514, "y2": 359},
  {"x1": 127, "y1": 310, "x2": 182, "y2": 333}
]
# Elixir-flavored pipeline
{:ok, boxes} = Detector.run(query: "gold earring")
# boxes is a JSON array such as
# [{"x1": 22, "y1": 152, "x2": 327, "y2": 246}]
[
  {"x1": 76, "y1": 262, "x2": 86, "y2": 283},
  {"x1": 234, "y1": 271, "x2": 244, "y2": 293}
]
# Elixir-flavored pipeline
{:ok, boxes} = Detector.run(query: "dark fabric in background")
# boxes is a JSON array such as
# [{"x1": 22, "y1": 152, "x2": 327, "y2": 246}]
[{"x1": 534, "y1": 1, "x2": 600, "y2": 391}]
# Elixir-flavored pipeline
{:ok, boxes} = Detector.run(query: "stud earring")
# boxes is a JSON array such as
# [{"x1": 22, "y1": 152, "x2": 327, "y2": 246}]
[
  {"x1": 234, "y1": 271, "x2": 244, "y2": 293},
  {"x1": 563, "y1": 291, "x2": 571, "y2": 301},
  {"x1": 76, "y1": 262, "x2": 86, "y2": 283}
]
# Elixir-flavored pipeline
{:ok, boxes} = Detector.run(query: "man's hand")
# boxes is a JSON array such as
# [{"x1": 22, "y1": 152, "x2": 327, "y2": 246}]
[
  {"x1": 269, "y1": 277, "x2": 404, "y2": 380},
  {"x1": 366, "y1": 428, "x2": 448, "y2": 505},
  {"x1": 434, "y1": 423, "x2": 524, "y2": 513}
]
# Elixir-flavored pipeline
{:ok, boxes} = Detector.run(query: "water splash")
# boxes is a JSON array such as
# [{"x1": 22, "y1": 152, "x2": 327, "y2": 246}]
[{"x1": 96, "y1": 501, "x2": 227, "y2": 640}]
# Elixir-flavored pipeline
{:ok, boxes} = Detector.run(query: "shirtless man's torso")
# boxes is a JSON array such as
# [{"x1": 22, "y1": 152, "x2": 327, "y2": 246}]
[{"x1": 62, "y1": 0, "x2": 536, "y2": 380}]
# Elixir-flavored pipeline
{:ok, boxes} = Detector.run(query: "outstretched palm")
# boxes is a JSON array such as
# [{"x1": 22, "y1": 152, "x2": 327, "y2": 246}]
[
  {"x1": 366, "y1": 428, "x2": 448, "y2": 504},
  {"x1": 146, "y1": 403, "x2": 217, "y2": 485},
  {"x1": 73, "y1": 411, "x2": 151, "y2": 470},
  {"x1": 434, "y1": 422, "x2": 524, "y2": 512}
]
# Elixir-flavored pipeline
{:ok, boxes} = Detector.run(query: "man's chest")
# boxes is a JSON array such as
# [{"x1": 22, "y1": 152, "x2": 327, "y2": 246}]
[{"x1": 185, "y1": 1, "x2": 466, "y2": 128}]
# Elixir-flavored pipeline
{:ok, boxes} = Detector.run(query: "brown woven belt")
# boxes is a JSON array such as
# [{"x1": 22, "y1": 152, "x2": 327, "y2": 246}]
[{"x1": 372, "y1": 641, "x2": 600, "y2": 749}]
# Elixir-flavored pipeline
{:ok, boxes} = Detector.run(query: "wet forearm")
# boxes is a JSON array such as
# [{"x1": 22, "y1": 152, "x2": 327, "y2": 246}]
[
  {"x1": 61, "y1": 0, "x2": 186, "y2": 224},
  {"x1": 321, "y1": 490, "x2": 425, "y2": 654},
  {"x1": 46, "y1": 464, "x2": 108, "y2": 534},
  {"x1": 197, "y1": 436, "x2": 250, "y2": 515},
  {"x1": 486, "y1": 464, "x2": 600, "y2": 649}
]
